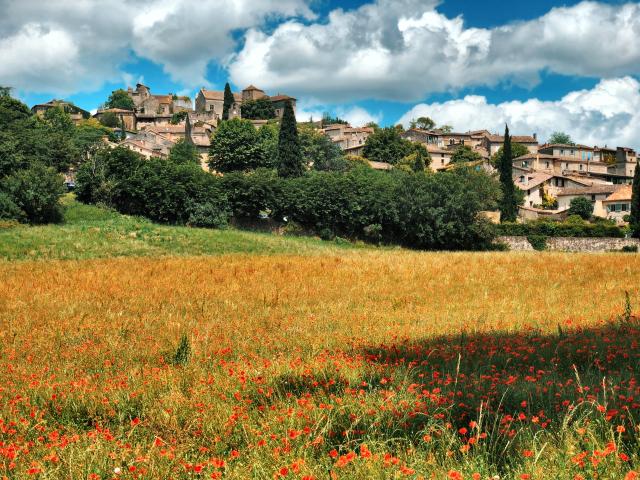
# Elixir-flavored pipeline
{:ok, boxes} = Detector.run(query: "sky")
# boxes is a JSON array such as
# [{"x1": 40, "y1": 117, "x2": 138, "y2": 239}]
[{"x1": 1, "y1": 0, "x2": 639, "y2": 148}]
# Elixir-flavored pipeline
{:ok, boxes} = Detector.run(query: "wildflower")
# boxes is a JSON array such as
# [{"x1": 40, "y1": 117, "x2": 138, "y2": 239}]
[
  {"x1": 617, "y1": 425, "x2": 626, "y2": 433},
  {"x1": 329, "y1": 449, "x2": 338, "y2": 459},
  {"x1": 522, "y1": 450, "x2": 534, "y2": 458}
]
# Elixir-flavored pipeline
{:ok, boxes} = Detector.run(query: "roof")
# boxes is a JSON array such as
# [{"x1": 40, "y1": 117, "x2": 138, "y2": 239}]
[
  {"x1": 152, "y1": 95, "x2": 172, "y2": 104},
  {"x1": 95, "y1": 108, "x2": 134, "y2": 114},
  {"x1": 556, "y1": 185, "x2": 619, "y2": 196},
  {"x1": 514, "y1": 172, "x2": 553, "y2": 190},
  {"x1": 200, "y1": 89, "x2": 243, "y2": 102},
  {"x1": 344, "y1": 145, "x2": 365, "y2": 152},
  {"x1": 426, "y1": 145, "x2": 452, "y2": 154},
  {"x1": 604, "y1": 185, "x2": 632, "y2": 202},
  {"x1": 243, "y1": 85, "x2": 264, "y2": 92},
  {"x1": 539, "y1": 143, "x2": 594, "y2": 150},
  {"x1": 270, "y1": 94, "x2": 297, "y2": 102},
  {"x1": 485, "y1": 134, "x2": 538, "y2": 144}
]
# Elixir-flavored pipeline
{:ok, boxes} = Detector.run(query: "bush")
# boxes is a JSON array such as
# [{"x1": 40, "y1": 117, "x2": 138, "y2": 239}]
[
  {"x1": 497, "y1": 219, "x2": 625, "y2": 238},
  {"x1": 568, "y1": 197, "x2": 594, "y2": 220},
  {"x1": 527, "y1": 234, "x2": 548, "y2": 251},
  {"x1": 621, "y1": 245, "x2": 638, "y2": 253}
]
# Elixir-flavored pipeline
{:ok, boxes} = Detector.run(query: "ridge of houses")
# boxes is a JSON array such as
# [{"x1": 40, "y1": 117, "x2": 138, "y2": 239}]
[{"x1": 32, "y1": 84, "x2": 638, "y2": 223}]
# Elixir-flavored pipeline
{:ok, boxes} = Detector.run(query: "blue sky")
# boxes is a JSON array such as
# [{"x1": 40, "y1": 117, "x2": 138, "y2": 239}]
[{"x1": 2, "y1": 0, "x2": 640, "y2": 147}]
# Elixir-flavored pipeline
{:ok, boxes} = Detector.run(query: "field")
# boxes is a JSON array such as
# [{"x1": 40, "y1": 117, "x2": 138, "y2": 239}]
[{"x1": 1, "y1": 202, "x2": 639, "y2": 479}]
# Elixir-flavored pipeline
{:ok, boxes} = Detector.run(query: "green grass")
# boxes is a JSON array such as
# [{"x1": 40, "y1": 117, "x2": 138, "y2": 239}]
[{"x1": 0, "y1": 195, "x2": 375, "y2": 261}]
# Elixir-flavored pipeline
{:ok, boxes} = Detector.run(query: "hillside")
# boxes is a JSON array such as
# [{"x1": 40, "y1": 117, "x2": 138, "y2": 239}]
[{"x1": 0, "y1": 195, "x2": 376, "y2": 261}]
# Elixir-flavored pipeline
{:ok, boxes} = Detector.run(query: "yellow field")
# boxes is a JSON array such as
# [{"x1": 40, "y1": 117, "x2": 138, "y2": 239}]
[{"x1": 1, "y1": 252, "x2": 639, "y2": 479}]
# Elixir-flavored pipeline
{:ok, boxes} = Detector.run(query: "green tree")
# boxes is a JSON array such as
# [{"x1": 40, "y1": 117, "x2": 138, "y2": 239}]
[
  {"x1": 321, "y1": 113, "x2": 348, "y2": 125},
  {"x1": 105, "y1": 89, "x2": 135, "y2": 111},
  {"x1": 222, "y1": 83, "x2": 235, "y2": 121},
  {"x1": 277, "y1": 101, "x2": 304, "y2": 178},
  {"x1": 548, "y1": 131, "x2": 574, "y2": 145},
  {"x1": 170, "y1": 111, "x2": 188, "y2": 124},
  {"x1": 451, "y1": 145, "x2": 482, "y2": 164},
  {"x1": 299, "y1": 125, "x2": 346, "y2": 172},
  {"x1": 73, "y1": 119, "x2": 114, "y2": 161},
  {"x1": 630, "y1": 162, "x2": 640, "y2": 237},
  {"x1": 99, "y1": 111, "x2": 119, "y2": 128},
  {"x1": 362, "y1": 127, "x2": 413, "y2": 165},
  {"x1": 440, "y1": 125, "x2": 454, "y2": 134},
  {"x1": 43, "y1": 106, "x2": 74, "y2": 134},
  {"x1": 491, "y1": 142, "x2": 530, "y2": 167},
  {"x1": 2, "y1": 163, "x2": 64, "y2": 223},
  {"x1": 498, "y1": 125, "x2": 519, "y2": 222},
  {"x1": 0, "y1": 86, "x2": 11, "y2": 97},
  {"x1": 241, "y1": 97, "x2": 276, "y2": 120},
  {"x1": 169, "y1": 138, "x2": 200, "y2": 166},
  {"x1": 209, "y1": 118, "x2": 264, "y2": 172},
  {"x1": 409, "y1": 116, "x2": 436, "y2": 130},
  {"x1": 568, "y1": 196, "x2": 594, "y2": 220},
  {"x1": 397, "y1": 143, "x2": 431, "y2": 173}
]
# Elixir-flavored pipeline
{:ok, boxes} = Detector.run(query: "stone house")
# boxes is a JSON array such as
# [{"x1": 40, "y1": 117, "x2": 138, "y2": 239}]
[
  {"x1": 556, "y1": 185, "x2": 619, "y2": 218},
  {"x1": 602, "y1": 185, "x2": 633, "y2": 223},
  {"x1": 195, "y1": 85, "x2": 296, "y2": 121},
  {"x1": 322, "y1": 124, "x2": 374, "y2": 152},
  {"x1": 482, "y1": 133, "x2": 538, "y2": 156},
  {"x1": 93, "y1": 108, "x2": 137, "y2": 131},
  {"x1": 32, "y1": 100, "x2": 90, "y2": 125}
]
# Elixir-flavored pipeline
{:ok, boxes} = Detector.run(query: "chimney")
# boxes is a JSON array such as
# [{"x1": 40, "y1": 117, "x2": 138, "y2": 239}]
[{"x1": 533, "y1": 133, "x2": 537, "y2": 141}]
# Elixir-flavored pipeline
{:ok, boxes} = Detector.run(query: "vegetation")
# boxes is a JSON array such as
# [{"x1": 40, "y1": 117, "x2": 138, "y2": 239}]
[
  {"x1": 240, "y1": 97, "x2": 276, "y2": 120},
  {"x1": 497, "y1": 218, "x2": 626, "y2": 237},
  {"x1": 1, "y1": 249, "x2": 639, "y2": 478},
  {"x1": 98, "y1": 110, "x2": 119, "y2": 127},
  {"x1": 208, "y1": 118, "x2": 271, "y2": 172},
  {"x1": 299, "y1": 125, "x2": 347, "y2": 172},
  {"x1": 321, "y1": 113, "x2": 348, "y2": 125},
  {"x1": 168, "y1": 138, "x2": 200, "y2": 166},
  {"x1": 277, "y1": 101, "x2": 304, "y2": 178},
  {"x1": 222, "y1": 82, "x2": 235, "y2": 121},
  {"x1": 451, "y1": 145, "x2": 482, "y2": 164},
  {"x1": 170, "y1": 111, "x2": 188, "y2": 124},
  {"x1": 498, "y1": 125, "x2": 519, "y2": 222},
  {"x1": 105, "y1": 88, "x2": 135, "y2": 111},
  {"x1": 362, "y1": 127, "x2": 413, "y2": 165},
  {"x1": 548, "y1": 131, "x2": 575, "y2": 145},
  {"x1": 568, "y1": 196, "x2": 594, "y2": 220},
  {"x1": 491, "y1": 142, "x2": 530, "y2": 166},
  {"x1": 409, "y1": 116, "x2": 436, "y2": 130}
]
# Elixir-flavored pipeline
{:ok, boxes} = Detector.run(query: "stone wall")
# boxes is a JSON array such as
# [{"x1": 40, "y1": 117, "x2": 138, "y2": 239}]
[{"x1": 499, "y1": 236, "x2": 640, "y2": 252}]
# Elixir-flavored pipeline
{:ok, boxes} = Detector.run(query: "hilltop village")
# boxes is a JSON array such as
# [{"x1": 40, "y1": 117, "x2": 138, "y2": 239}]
[{"x1": 31, "y1": 82, "x2": 637, "y2": 224}]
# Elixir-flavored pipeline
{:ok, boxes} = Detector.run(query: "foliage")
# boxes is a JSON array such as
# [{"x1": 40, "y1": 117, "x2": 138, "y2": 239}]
[
  {"x1": 451, "y1": 145, "x2": 482, "y2": 164},
  {"x1": 568, "y1": 196, "x2": 594, "y2": 220},
  {"x1": 99, "y1": 111, "x2": 119, "y2": 128},
  {"x1": 220, "y1": 168, "x2": 282, "y2": 219},
  {"x1": 540, "y1": 188, "x2": 558, "y2": 210},
  {"x1": 105, "y1": 89, "x2": 135, "y2": 111},
  {"x1": 362, "y1": 127, "x2": 413, "y2": 165},
  {"x1": 299, "y1": 125, "x2": 347, "y2": 172},
  {"x1": 497, "y1": 219, "x2": 626, "y2": 238},
  {"x1": 409, "y1": 116, "x2": 436, "y2": 130},
  {"x1": 222, "y1": 82, "x2": 235, "y2": 121},
  {"x1": 321, "y1": 113, "x2": 348, "y2": 125},
  {"x1": 631, "y1": 158, "x2": 640, "y2": 238},
  {"x1": 548, "y1": 131, "x2": 575, "y2": 145},
  {"x1": 498, "y1": 125, "x2": 520, "y2": 222},
  {"x1": 172, "y1": 334, "x2": 191, "y2": 366},
  {"x1": 241, "y1": 97, "x2": 276, "y2": 120},
  {"x1": 491, "y1": 142, "x2": 530, "y2": 167},
  {"x1": 168, "y1": 138, "x2": 200, "y2": 166},
  {"x1": 277, "y1": 101, "x2": 304, "y2": 178},
  {"x1": 396, "y1": 144, "x2": 430, "y2": 173},
  {"x1": 209, "y1": 118, "x2": 267, "y2": 172},
  {"x1": 170, "y1": 111, "x2": 188, "y2": 124},
  {"x1": 527, "y1": 234, "x2": 548, "y2": 251}
]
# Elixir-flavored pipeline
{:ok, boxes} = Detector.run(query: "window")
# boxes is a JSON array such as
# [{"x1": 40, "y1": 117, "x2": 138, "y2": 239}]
[
  {"x1": 546, "y1": 162, "x2": 550, "y2": 169},
  {"x1": 579, "y1": 164, "x2": 583, "y2": 171},
  {"x1": 560, "y1": 149, "x2": 565, "y2": 155},
  {"x1": 520, "y1": 176, "x2": 525, "y2": 183},
  {"x1": 591, "y1": 195, "x2": 596, "y2": 201},
  {"x1": 622, "y1": 204, "x2": 629, "y2": 212}
]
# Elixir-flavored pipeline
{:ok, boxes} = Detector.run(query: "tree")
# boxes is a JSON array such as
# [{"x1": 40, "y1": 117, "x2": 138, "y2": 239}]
[
  {"x1": 321, "y1": 113, "x2": 348, "y2": 125},
  {"x1": 440, "y1": 125, "x2": 454, "y2": 134},
  {"x1": 568, "y1": 196, "x2": 594, "y2": 220},
  {"x1": 105, "y1": 89, "x2": 135, "y2": 111},
  {"x1": 73, "y1": 119, "x2": 114, "y2": 161},
  {"x1": 491, "y1": 143, "x2": 529, "y2": 167},
  {"x1": 362, "y1": 127, "x2": 413, "y2": 165},
  {"x1": 222, "y1": 83, "x2": 235, "y2": 121},
  {"x1": 548, "y1": 131, "x2": 574, "y2": 145},
  {"x1": 99, "y1": 111, "x2": 119, "y2": 128},
  {"x1": 498, "y1": 125, "x2": 519, "y2": 222},
  {"x1": 299, "y1": 125, "x2": 346, "y2": 172},
  {"x1": 451, "y1": 145, "x2": 482, "y2": 164},
  {"x1": 397, "y1": 143, "x2": 431, "y2": 173},
  {"x1": 209, "y1": 118, "x2": 265, "y2": 172},
  {"x1": 170, "y1": 111, "x2": 188, "y2": 124},
  {"x1": 0, "y1": 86, "x2": 11, "y2": 97},
  {"x1": 410, "y1": 116, "x2": 436, "y2": 130},
  {"x1": 630, "y1": 162, "x2": 640, "y2": 237},
  {"x1": 169, "y1": 138, "x2": 200, "y2": 166},
  {"x1": 277, "y1": 101, "x2": 304, "y2": 178},
  {"x1": 241, "y1": 97, "x2": 276, "y2": 120}
]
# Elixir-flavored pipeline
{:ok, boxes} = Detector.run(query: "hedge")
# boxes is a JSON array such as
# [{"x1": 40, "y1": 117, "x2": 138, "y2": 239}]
[{"x1": 497, "y1": 220, "x2": 626, "y2": 238}]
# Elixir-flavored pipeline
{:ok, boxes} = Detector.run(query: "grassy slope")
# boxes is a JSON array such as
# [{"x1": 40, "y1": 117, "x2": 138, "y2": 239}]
[{"x1": 0, "y1": 195, "x2": 375, "y2": 261}]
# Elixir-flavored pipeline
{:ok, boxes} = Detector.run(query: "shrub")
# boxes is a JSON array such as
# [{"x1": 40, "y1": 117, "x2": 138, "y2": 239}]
[
  {"x1": 497, "y1": 220, "x2": 625, "y2": 238},
  {"x1": 568, "y1": 197, "x2": 594, "y2": 220},
  {"x1": 527, "y1": 234, "x2": 548, "y2": 251},
  {"x1": 621, "y1": 245, "x2": 638, "y2": 253}
]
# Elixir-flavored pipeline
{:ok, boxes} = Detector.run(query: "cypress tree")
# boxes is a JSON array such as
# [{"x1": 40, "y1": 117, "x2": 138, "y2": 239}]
[
  {"x1": 222, "y1": 83, "x2": 234, "y2": 121},
  {"x1": 277, "y1": 101, "x2": 304, "y2": 178},
  {"x1": 498, "y1": 124, "x2": 518, "y2": 222},
  {"x1": 120, "y1": 116, "x2": 127, "y2": 141},
  {"x1": 630, "y1": 160, "x2": 640, "y2": 237}
]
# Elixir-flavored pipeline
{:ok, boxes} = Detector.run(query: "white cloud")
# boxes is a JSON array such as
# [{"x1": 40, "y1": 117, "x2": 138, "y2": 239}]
[
  {"x1": 229, "y1": 1, "x2": 640, "y2": 103},
  {"x1": 398, "y1": 77, "x2": 640, "y2": 149},
  {"x1": 0, "y1": 0, "x2": 312, "y2": 95},
  {"x1": 337, "y1": 106, "x2": 382, "y2": 127}
]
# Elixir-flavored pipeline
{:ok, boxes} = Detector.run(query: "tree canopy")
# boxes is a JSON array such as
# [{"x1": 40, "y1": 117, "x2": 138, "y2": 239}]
[
  {"x1": 208, "y1": 118, "x2": 268, "y2": 173},
  {"x1": 105, "y1": 89, "x2": 135, "y2": 111},
  {"x1": 362, "y1": 127, "x2": 413, "y2": 165},
  {"x1": 451, "y1": 145, "x2": 482, "y2": 164},
  {"x1": 491, "y1": 142, "x2": 530, "y2": 167},
  {"x1": 548, "y1": 131, "x2": 574, "y2": 145},
  {"x1": 409, "y1": 116, "x2": 436, "y2": 130},
  {"x1": 568, "y1": 197, "x2": 594, "y2": 220},
  {"x1": 277, "y1": 101, "x2": 304, "y2": 178},
  {"x1": 222, "y1": 83, "x2": 234, "y2": 121},
  {"x1": 497, "y1": 125, "x2": 519, "y2": 222},
  {"x1": 240, "y1": 98, "x2": 276, "y2": 120}
]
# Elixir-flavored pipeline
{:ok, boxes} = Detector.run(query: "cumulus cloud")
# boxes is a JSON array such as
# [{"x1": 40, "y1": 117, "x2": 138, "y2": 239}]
[
  {"x1": 398, "y1": 77, "x2": 640, "y2": 149},
  {"x1": 229, "y1": 1, "x2": 640, "y2": 103},
  {"x1": 337, "y1": 106, "x2": 382, "y2": 127},
  {"x1": 0, "y1": 0, "x2": 312, "y2": 94}
]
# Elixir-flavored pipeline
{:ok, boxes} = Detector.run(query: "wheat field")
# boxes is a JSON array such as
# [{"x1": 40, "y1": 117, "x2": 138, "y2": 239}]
[{"x1": 1, "y1": 252, "x2": 639, "y2": 479}]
